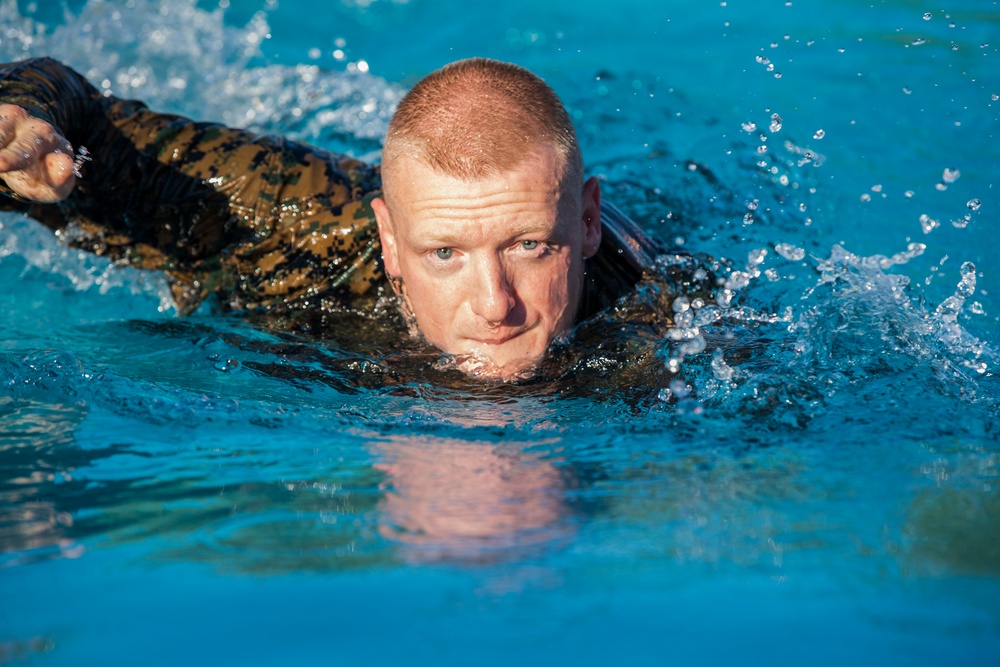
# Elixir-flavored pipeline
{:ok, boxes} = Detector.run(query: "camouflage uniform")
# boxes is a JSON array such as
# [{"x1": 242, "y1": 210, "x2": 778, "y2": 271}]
[{"x1": 0, "y1": 58, "x2": 657, "y2": 329}]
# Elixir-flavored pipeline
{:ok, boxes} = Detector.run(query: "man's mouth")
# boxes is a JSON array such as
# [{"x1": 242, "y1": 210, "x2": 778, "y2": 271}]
[{"x1": 470, "y1": 334, "x2": 518, "y2": 346}]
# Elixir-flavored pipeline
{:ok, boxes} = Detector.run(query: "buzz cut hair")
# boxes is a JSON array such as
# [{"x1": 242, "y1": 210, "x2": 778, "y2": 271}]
[{"x1": 380, "y1": 58, "x2": 582, "y2": 190}]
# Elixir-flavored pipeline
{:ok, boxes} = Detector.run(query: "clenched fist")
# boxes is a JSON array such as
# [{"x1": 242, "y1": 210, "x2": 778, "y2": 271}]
[{"x1": 0, "y1": 103, "x2": 77, "y2": 203}]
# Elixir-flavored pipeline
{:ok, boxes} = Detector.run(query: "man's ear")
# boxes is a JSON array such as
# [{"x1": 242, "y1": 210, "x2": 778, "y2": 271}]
[
  {"x1": 581, "y1": 176, "x2": 602, "y2": 258},
  {"x1": 372, "y1": 196, "x2": 401, "y2": 277}
]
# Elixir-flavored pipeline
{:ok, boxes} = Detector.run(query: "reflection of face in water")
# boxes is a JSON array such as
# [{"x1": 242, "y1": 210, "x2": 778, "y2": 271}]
[{"x1": 374, "y1": 435, "x2": 573, "y2": 563}]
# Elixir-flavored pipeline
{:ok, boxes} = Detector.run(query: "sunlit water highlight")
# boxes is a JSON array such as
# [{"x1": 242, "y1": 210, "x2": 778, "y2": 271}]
[{"x1": 1, "y1": 0, "x2": 998, "y2": 665}]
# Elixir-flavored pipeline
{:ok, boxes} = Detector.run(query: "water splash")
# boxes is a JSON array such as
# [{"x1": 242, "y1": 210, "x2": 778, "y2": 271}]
[
  {"x1": 0, "y1": 214, "x2": 174, "y2": 315},
  {"x1": 0, "y1": 0, "x2": 403, "y2": 153},
  {"x1": 660, "y1": 239, "x2": 994, "y2": 422}
]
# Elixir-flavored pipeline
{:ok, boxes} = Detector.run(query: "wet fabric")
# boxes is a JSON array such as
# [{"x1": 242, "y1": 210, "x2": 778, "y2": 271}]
[{"x1": 0, "y1": 57, "x2": 660, "y2": 330}]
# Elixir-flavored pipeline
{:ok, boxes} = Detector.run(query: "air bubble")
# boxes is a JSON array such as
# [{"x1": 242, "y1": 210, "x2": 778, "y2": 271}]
[
  {"x1": 741, "y1": 121, "x2": 757, "y2": 132},
  {"x1": 769, "y1": 113, "x2": 782, "y2": 133},
  {"x1": 923, "y1": 12, "x2": 932, "y2": 20},
  {"x1": 813, "y1": 129, "x2": 825, "y2": 139},
  {"x1": 942, "y1": 167, "x2": 960, "y2": 183},
  {"x1": 966, "y1": 198, "x2": 981, "y2": 211},
  {"x1": 912, "y1": 38, "x2": 926, "y2": 46}
]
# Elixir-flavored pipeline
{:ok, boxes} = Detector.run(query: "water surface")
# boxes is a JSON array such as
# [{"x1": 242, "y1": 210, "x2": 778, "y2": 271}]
[{"x1": 1, "y1": 0, "x2": 998, "y2": 664}]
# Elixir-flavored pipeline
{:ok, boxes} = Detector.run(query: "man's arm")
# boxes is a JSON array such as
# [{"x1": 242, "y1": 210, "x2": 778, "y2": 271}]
[{"x1": 0, "y1": 57, "x2": 385, "y2": 316}]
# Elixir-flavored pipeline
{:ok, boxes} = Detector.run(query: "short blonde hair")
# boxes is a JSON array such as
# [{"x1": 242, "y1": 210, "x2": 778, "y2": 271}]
[{"x1": 381, "y1": 58, "x2": 582, "y2": 188}]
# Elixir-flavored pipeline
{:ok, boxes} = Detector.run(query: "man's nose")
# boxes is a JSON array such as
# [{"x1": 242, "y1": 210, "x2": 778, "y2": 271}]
[{"x1": 471, "y1": 256, "x2": 515, "y2": 326}]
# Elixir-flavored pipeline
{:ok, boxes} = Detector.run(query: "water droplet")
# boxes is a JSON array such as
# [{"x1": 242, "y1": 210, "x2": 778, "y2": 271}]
[
  {"x1": 923, "y1": 12, "x2": 932, "y2": 20},
  {"x1": 813, "y1": 128, "x2": 825, "y2": 139},
  {"x1": 959, "y1": 260, "x2": 976, "y2": 286},
  {"x1": 672, "y1": 296, "x2": 691, "y2": 313},
  {"x1": 774, "y1": 243, "x2": 806, "y2": 261},
  {"x1": 711, "y1": 349, "x2": 736, "y2": 382},
  {"x1": 919, "y1": 213, "x2": 940, "y2": 234},
  {"x1": 214, "y1": 359, "x2": 239, "y2": 372},
  {"x1": 674, "y1": 310, "x2": 695, "y2": 328},
  {"x1": 747, "y1": 248, "x2": 768, "y2": 267},
  {"x1": 669, "y1": 379, "x2": 690, "y2": 398},
  {"x1": 942, "y1": 167, "x2": 960, "y2": 183}
]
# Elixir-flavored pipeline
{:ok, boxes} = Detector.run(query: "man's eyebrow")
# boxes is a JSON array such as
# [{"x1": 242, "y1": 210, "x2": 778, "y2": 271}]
[{"x1": 407, "y1": 222, "x2": 558, "y2": 248}]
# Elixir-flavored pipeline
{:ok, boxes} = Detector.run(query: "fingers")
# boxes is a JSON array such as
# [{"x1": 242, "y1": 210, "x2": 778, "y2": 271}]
[{"x1": 0, "y1": 104, "x2": 77, "y2": 203}]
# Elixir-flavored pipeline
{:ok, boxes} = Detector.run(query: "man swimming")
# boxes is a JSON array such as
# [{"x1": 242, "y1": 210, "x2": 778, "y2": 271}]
[{"x1": 0, "y1": 57, "x2": 667, "y2": 380}]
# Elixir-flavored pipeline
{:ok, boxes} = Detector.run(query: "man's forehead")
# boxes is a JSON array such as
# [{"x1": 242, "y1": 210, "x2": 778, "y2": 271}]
[{"x1": 382, "y1": 147, "x2": 568, "y2": 209}]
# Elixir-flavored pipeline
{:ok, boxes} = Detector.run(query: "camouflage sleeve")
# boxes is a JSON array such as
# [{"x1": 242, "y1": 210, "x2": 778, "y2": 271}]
[{"x1": 0, "y1": 57, "x2": 385, "y2": 316}]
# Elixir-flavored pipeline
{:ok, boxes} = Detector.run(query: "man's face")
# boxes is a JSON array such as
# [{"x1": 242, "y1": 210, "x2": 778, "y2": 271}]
[{"x1": 372, "y1": 147, "x2": 601, "y2": 379}]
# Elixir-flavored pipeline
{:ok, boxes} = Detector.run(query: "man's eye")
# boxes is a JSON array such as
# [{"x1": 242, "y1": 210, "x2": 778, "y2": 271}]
[
  {"x1": 435, "y1": 248, "x2": 454, "y2": 260},
  {"x1": 521, "y1": 240, "x2": 539, "y2": 250}
]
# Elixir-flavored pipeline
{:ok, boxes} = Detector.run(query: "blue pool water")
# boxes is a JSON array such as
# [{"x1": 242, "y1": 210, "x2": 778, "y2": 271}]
[{"x1": 1, "y1": 0, "x2": 999, "y2": 664}]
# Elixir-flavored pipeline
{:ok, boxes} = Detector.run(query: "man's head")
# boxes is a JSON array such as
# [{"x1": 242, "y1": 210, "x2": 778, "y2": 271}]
[{"x1": 372, "y1": 58, "x2": 601, "y2": 379}]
